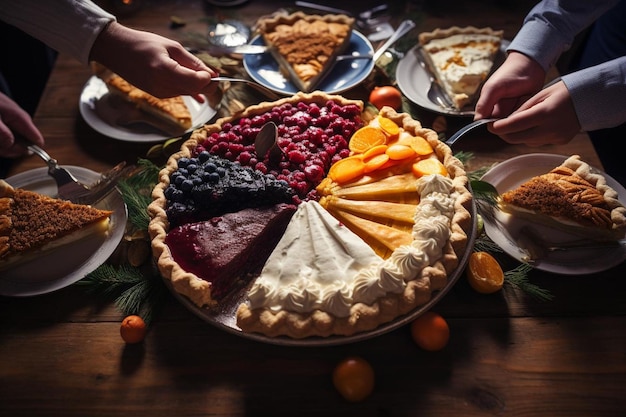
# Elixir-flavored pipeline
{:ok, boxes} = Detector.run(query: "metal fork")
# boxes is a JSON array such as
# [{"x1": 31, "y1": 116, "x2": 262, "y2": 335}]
[
  {"x1": 17, "y1": 137, "x2": 127, "y2": 205},
  {"x1": 445, "y1": 118, "x2": 498, "y2": 147},
  {"x1": 212, "y1": 76, "x2": 281, "y2": 100}
]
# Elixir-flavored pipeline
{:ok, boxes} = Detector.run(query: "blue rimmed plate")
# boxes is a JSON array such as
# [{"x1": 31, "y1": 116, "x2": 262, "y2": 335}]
[{"x1": 243, "y1": 30, "x2": 375, "y2": 95}]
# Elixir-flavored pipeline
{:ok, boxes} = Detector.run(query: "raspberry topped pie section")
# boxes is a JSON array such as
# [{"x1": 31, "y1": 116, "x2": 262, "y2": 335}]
[{"x1": 256, "y1": 11, "x2": 355, "y2": 92}]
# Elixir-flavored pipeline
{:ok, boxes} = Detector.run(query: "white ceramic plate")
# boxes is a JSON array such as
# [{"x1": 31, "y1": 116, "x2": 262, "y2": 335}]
[
  {"x1": 396, "y1": 41, "x2": 509, "y2": 117},
  {"x1": 1, "y1": 166, "x2": 127, "y2": 296},
  {"x1": 481, "y1": 153, "x2": 626, "y2": 274},
  {"x1": 243, "y1": 31, "x2": 375, "y2": 96},
  {"x1": 79, "y1": 76, "x2": 217, "y2": 143}
]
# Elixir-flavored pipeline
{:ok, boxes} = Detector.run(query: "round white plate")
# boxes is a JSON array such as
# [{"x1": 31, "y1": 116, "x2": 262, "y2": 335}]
[
  {"x1": 396, "y1": 41, "x2": 509, "y2": 117},
  {"x1": 1, "y1": 166, "x2": 127, "y2": 296},
  {"x1": 481, "y1": 153, "x2": 626, "y2": 274},
  {"x1": 243, "y1": 31, "x2": 375, "y2": 96},
  {"x1": 79, "y1": 76, "x2": 217, "y2": 143}
]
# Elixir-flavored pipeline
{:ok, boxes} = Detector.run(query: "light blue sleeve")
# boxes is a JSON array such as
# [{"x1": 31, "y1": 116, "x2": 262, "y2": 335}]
[
  {"x1": 0, "y1": 0, "x2": 116, "y2": 65},
  {"x1": 562, "y1": 57, "x2": 626, "y2": 131},
  {"x1": 507, "y1": 0, "x2": 621, "y2": 71}
]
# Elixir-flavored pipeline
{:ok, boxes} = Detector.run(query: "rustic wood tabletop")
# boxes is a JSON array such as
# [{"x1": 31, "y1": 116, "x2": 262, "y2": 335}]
[{"x1": 1, "y1": 1, "x2": 624, "y2": 416}]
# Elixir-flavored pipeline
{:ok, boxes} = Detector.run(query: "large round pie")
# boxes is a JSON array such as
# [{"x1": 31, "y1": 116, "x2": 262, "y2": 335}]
[{"x1": 148, "y1": 91, "x2": 473, "y2": 339}]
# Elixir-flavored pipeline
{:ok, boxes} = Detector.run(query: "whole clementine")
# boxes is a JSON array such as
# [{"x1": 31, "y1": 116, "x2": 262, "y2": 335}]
[
  {"x1": 332, "y1": 356, "x2": 375, "y2": 402},
  {"x1": 369, "y1": 86, "x2": 403, "y2": 111},
  {"x1": 120, "y1": 315, "x2": 147, "y2": 344},
  {"x1": 410, "y1": 311, "x2": 450, "y2": 351}
]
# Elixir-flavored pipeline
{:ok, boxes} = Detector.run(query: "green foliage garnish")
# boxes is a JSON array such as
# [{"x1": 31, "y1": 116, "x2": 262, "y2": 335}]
[
  {"x1": 78, "y1": 264, "x2": 166, "y2": 325},
  {"x1": 504, "y1": 263, "x2": 554, "y2": 302}
]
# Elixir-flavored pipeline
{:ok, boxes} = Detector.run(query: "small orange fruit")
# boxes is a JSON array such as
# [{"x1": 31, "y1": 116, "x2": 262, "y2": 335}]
[
  {"x1": 349, "y1": 126, "x2": 387, "y2": 154},
  {"x1": 369, "y1": 85, "x2": 403, "y2": 111},
  {"x1": 410, "y1": 311, "x2": 450, "y2": 351},
  {"x1": 466, "y1": 251, "x2": 504, "y2": 294},
  {"x1": 332, "y1": 356, "x2": 375, "y2": 402},
  {"x1": 120, "y1": 315, "x2": 147, "y2": 344},
  {"x1": 328, "y1": 156, "x2": 366, "y2": 184}
]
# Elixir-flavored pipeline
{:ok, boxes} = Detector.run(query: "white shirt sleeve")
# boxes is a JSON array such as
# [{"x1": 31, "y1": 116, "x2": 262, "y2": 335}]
[{"x1": 0, "y1": 0, "x2": 116, "y2": 65}]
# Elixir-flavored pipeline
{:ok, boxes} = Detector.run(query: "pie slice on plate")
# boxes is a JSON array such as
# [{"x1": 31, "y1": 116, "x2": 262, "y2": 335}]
[
  {"x1": 0, "y1": 180, "x2": 113, "y2": 271},
  {"x1": 418, "y1": 26, "x2": 503, "y2": 110},
  {"x1": 499, "y1": 155, "x2": 626, "y2": 241},
  {"x1": 256, "y1": 11, "x2": 355, "y2": 92},
  {"x1": 92, "y1": 63, "x2": 192, "y2": 135}
]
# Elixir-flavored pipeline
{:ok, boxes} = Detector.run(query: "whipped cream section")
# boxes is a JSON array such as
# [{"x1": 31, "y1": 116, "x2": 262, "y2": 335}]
[{"x1": 246, "y1": 174, "x2": 457, "y2": 318}]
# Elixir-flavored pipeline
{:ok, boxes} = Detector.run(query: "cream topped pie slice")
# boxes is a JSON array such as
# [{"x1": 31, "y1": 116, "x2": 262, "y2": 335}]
[
  {"x1": 256, "y1": 11, "x2": 355, "y2": 92},
  {"x1": 499, "y1": 155, "x2": 626, "y2": 241},
  {"x1": 418, "y1": 26, "x2": 503, "y2": 110},
  {"x1": 0, "y1": 180, "x2": 113, "y2": 271}
]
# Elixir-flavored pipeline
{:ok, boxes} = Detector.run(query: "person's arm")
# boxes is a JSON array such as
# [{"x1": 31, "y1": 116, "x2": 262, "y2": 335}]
[
  {"x1": 562, "y1": 56, "x2": 626, "y2": 131},
  {"x1": 0, "y1": 0, "x2": 115, "y2": 65},
  {"x1": 508, "y1": 0, "x2": 621, "y2": 72}
]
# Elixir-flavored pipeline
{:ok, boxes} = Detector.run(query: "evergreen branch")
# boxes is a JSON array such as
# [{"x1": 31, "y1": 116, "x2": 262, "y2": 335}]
[{"x1": 504, "y1": 263, "x2": 554, "y2": 302}]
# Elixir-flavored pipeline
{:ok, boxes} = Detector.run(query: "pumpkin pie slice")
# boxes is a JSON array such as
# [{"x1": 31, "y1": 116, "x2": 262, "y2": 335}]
[
  {"x1": 92, "y1": 64, "x2": 192, "y2": 135},
  {"x1": 418, "y1": 26, "x2": 503, "y2": 110},
  {"x1": 499, "y1": 155, "x2": 626, "y2": 241},
  {"x1": 0, "y1": 180, "x2": 113, "y2": 271},
  {"x1": 256, "y1": 11, "x2": 355, "y2": 92}
]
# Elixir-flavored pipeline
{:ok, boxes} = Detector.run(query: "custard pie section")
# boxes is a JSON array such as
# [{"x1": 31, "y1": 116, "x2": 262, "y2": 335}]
[{"x1": 255, "y1": 11, "x2": 355, "y2": 92}]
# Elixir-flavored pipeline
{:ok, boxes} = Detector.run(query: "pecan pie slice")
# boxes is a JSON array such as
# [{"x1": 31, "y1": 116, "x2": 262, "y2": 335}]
[
  {"x1": 499, "y1": 155, "x2": 626, "y2": 241},
  {"x1": 0, "y1": 180, "x2": 112, "y2": 271},
  {"x1": 256, "y1": 11, "x2": 355, "y2": 92}
]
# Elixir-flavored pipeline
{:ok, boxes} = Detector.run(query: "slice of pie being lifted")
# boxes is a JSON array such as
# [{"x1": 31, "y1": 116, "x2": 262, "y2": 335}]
[
  {"x1": 418, "y1": 26, "x2": 503, "y2": 110},
  {"x1": 256, "y1": 11, "x2": 355, "y2": 92},
  {"x1": 499, "y1": 155, "x2": 626, "y2": 241},
  {"x1": 0, "y1": 180, "x2": 113, "y2": 271}
]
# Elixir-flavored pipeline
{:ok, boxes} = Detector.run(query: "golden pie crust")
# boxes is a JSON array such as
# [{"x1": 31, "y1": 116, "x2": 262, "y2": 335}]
[
  {"x1": 418, "y1": 26, "x2": 503, "y2": 110},
  {"x1": 499, "y1": 155, "x2": 626, "y2": 241},
  {"x1": 149, "y1": 94, "x2": 473, "y2": 339},
  {"x1": 235, "y1": 107, "x2": 473, "y2": 338},
  {"x1": 255, "y1": 11, "x2": 355, "y2": 92}
]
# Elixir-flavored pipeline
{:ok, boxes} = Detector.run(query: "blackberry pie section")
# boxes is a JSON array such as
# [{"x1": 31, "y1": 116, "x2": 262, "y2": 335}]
[{"x1": 148, "y1": 92, "x2": 475, "y2": 343}]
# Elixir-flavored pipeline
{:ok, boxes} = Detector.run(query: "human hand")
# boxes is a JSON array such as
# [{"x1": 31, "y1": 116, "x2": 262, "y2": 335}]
[
  {"x1": 90, "y1": 22, "x2": 220, "y2": 101},
  {"x1": 474, "y1": 51, "x2": 546, "y2": 120},
  {"x1": 0, "y1": 92, "x2": 45, "y2": 159},
  {"x1": 487, "y1": 80, "x2": 581, "y2": 146}
]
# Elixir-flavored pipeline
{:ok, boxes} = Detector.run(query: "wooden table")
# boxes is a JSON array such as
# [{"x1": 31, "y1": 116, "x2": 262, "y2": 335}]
[{"x1": 2, "y1": 1, "x2": 625, "y2": 416}]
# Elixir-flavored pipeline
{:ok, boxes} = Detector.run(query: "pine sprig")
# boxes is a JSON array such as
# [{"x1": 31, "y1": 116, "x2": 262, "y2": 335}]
[
  {"x1": 504, "y1": 263, "x2": 554, "y2": 302},
  {"x1": 118, "y1": 159, "x2": 160, "y2": 231},
  {"x1": 79, "y1": 263, "x2": 166, "y2": 325}
]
